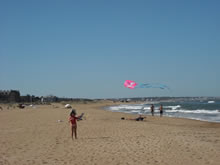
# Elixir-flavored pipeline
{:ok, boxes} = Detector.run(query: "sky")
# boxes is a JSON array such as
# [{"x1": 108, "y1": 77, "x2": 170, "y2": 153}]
[{"x1": 0, "y1": 0, "x2": 219, "y2": 98}]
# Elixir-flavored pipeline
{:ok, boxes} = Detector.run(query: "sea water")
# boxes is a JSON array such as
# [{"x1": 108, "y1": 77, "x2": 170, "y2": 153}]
[{"x1": 106, "y1": 100, "x2": 220, "y2": 123}]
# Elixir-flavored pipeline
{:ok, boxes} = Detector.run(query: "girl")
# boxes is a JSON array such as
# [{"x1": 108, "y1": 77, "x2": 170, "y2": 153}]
[{"x1": 69, "y1": 109, "x2": 80, "y2": 139}]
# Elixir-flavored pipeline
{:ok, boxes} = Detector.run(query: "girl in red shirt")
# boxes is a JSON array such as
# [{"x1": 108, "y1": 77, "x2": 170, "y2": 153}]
[{"x1": 69, "y1": 109, "x2": 80, "y2": 139}]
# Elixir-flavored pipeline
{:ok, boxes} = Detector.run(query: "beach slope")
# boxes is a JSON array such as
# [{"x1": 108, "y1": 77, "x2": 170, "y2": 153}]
[{"x1": 0, "y1": 101, "x2": 220, "y2": 165}]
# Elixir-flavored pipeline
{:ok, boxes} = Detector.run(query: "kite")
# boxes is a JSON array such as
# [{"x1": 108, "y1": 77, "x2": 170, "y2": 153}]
[
  {"x1": 124, "y1": 80, "x2": 137, "y2": 89},
  {"x1": 124, "y1": 80, "x2": 170, "y2": 90}
]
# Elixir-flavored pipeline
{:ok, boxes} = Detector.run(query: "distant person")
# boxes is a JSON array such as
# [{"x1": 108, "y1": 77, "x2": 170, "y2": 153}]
[
  {"x1": 159, "y1": 104, "x2": 163, "y2": 117},
  {"x1": 151, "y1": 104, "x2": 154, "y2": 116},
  {"x1": 121, "y1": 115, "x2": 146, "y2": 121},
  {"x1": 69, "y1": 109, "x2": 80, "y2": 140},
  {"x1": 18, "y1": 104, "x2": 25, "y2": 109},
  {"x1": 135, "y1": 115, "x2": 146, "y2": 121}
]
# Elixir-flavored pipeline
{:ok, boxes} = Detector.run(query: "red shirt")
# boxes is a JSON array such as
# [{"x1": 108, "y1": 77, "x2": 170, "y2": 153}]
[{"x1": 69, "y1": 116, "x2": 79, "y2": 125}]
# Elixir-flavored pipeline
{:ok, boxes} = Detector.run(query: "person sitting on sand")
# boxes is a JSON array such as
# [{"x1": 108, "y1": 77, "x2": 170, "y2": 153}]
[
  {"x1": 121, "y1": 115, "x2": 146, "y2": 121},
  {"x1": 69, "y1": 109, "x2": 81, "y2": 140}
]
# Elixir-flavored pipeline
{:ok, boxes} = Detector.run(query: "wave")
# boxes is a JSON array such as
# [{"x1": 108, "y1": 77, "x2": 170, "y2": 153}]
[
  {"x1": 165, "y1": 109, "x2": 219, "y2": 114},
  {"x1": 164, "y1": 105, "x2": 181, "y2": 110},
  {"x1": 108, "y1": 105, "x2": 144, "y2": 111}
]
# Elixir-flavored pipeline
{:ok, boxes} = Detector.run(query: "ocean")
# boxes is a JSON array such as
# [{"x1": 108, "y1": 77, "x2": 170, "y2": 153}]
[{"x1": 105, "y1": 100, "x2": 220, "y2": 123}]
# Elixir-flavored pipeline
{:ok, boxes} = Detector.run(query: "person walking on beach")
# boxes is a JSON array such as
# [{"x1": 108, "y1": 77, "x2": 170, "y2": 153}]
[
  {"x1": 159, "y1": 104, "x2": 163, "y2": 117},
  {"x1": 69, "y1": 109, "x2": 80, "y2": 140},
  {"x1": 151, "y1": 104, "x2": 154, "y2": 116}
]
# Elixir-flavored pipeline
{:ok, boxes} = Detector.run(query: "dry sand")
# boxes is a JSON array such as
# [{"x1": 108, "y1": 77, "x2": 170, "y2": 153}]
[{"x1": 0, "y1": 101, "x2": 220, "y2": 165}]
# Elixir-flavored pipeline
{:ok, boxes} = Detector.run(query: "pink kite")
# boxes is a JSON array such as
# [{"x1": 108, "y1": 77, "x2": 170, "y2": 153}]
[{"x1": 124, "y1": 80, "x2": 137, "y2": 89}]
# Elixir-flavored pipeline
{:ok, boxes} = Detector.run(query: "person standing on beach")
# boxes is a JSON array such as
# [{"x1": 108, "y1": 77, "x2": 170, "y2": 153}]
[
  {"x1": 69, "y1": 109, "x2": 80, "y2": 140},
  {"x1": 159, "y1": 104, "x2": 163, "y2": 117},
  {"x1": 151, "y1": 104, "x2": 154, "y2": 116}
]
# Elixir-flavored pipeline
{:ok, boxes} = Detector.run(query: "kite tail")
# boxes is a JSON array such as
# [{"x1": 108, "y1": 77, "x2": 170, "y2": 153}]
[{"x1": 136, "y1": 83, "x2": 171, "y2": 91}]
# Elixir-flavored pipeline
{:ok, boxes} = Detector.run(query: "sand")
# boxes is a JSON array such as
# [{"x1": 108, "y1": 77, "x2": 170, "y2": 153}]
[{"x1": 0, "y1": 101, "x2": 220, "y2": 165}]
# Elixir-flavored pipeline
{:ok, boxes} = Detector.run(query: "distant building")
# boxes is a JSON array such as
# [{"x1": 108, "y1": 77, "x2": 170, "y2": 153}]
[
  {"x1": 0, "y1": 90, "x2": 20, "y2": 102},
  {"x1": 44, "y1": 95, "x2": 58, "y2": 102}
]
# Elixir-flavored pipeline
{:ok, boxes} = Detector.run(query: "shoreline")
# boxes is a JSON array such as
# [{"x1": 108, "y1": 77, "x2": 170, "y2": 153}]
[{"x1": 103, "y1": 101, "x2": 220, "y2": 124}]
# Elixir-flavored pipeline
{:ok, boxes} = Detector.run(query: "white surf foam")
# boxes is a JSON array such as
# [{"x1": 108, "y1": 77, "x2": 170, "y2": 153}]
[{"x1": 165, "y1": 109, "x2": 219, "y2": 114}]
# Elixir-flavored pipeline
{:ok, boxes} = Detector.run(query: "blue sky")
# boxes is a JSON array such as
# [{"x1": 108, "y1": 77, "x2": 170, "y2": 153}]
[{"x1": 0, "y1": 0, "x2": 219, "y2": 98}]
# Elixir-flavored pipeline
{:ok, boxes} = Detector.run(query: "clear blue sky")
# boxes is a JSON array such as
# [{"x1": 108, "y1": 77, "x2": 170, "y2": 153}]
[{"x1": 0, "y1": 0, "x2": 219, "y2": 98}]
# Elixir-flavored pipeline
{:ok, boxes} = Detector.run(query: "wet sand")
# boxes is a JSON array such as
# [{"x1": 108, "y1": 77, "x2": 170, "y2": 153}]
[{"x1": 0, "y1": 101, "x2": 220, "y2": 165}]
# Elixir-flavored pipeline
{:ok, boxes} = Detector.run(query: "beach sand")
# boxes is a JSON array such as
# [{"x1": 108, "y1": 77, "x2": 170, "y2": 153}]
[{"x1": 0, "y1": 101, "x2": 220, "y2": 165}]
